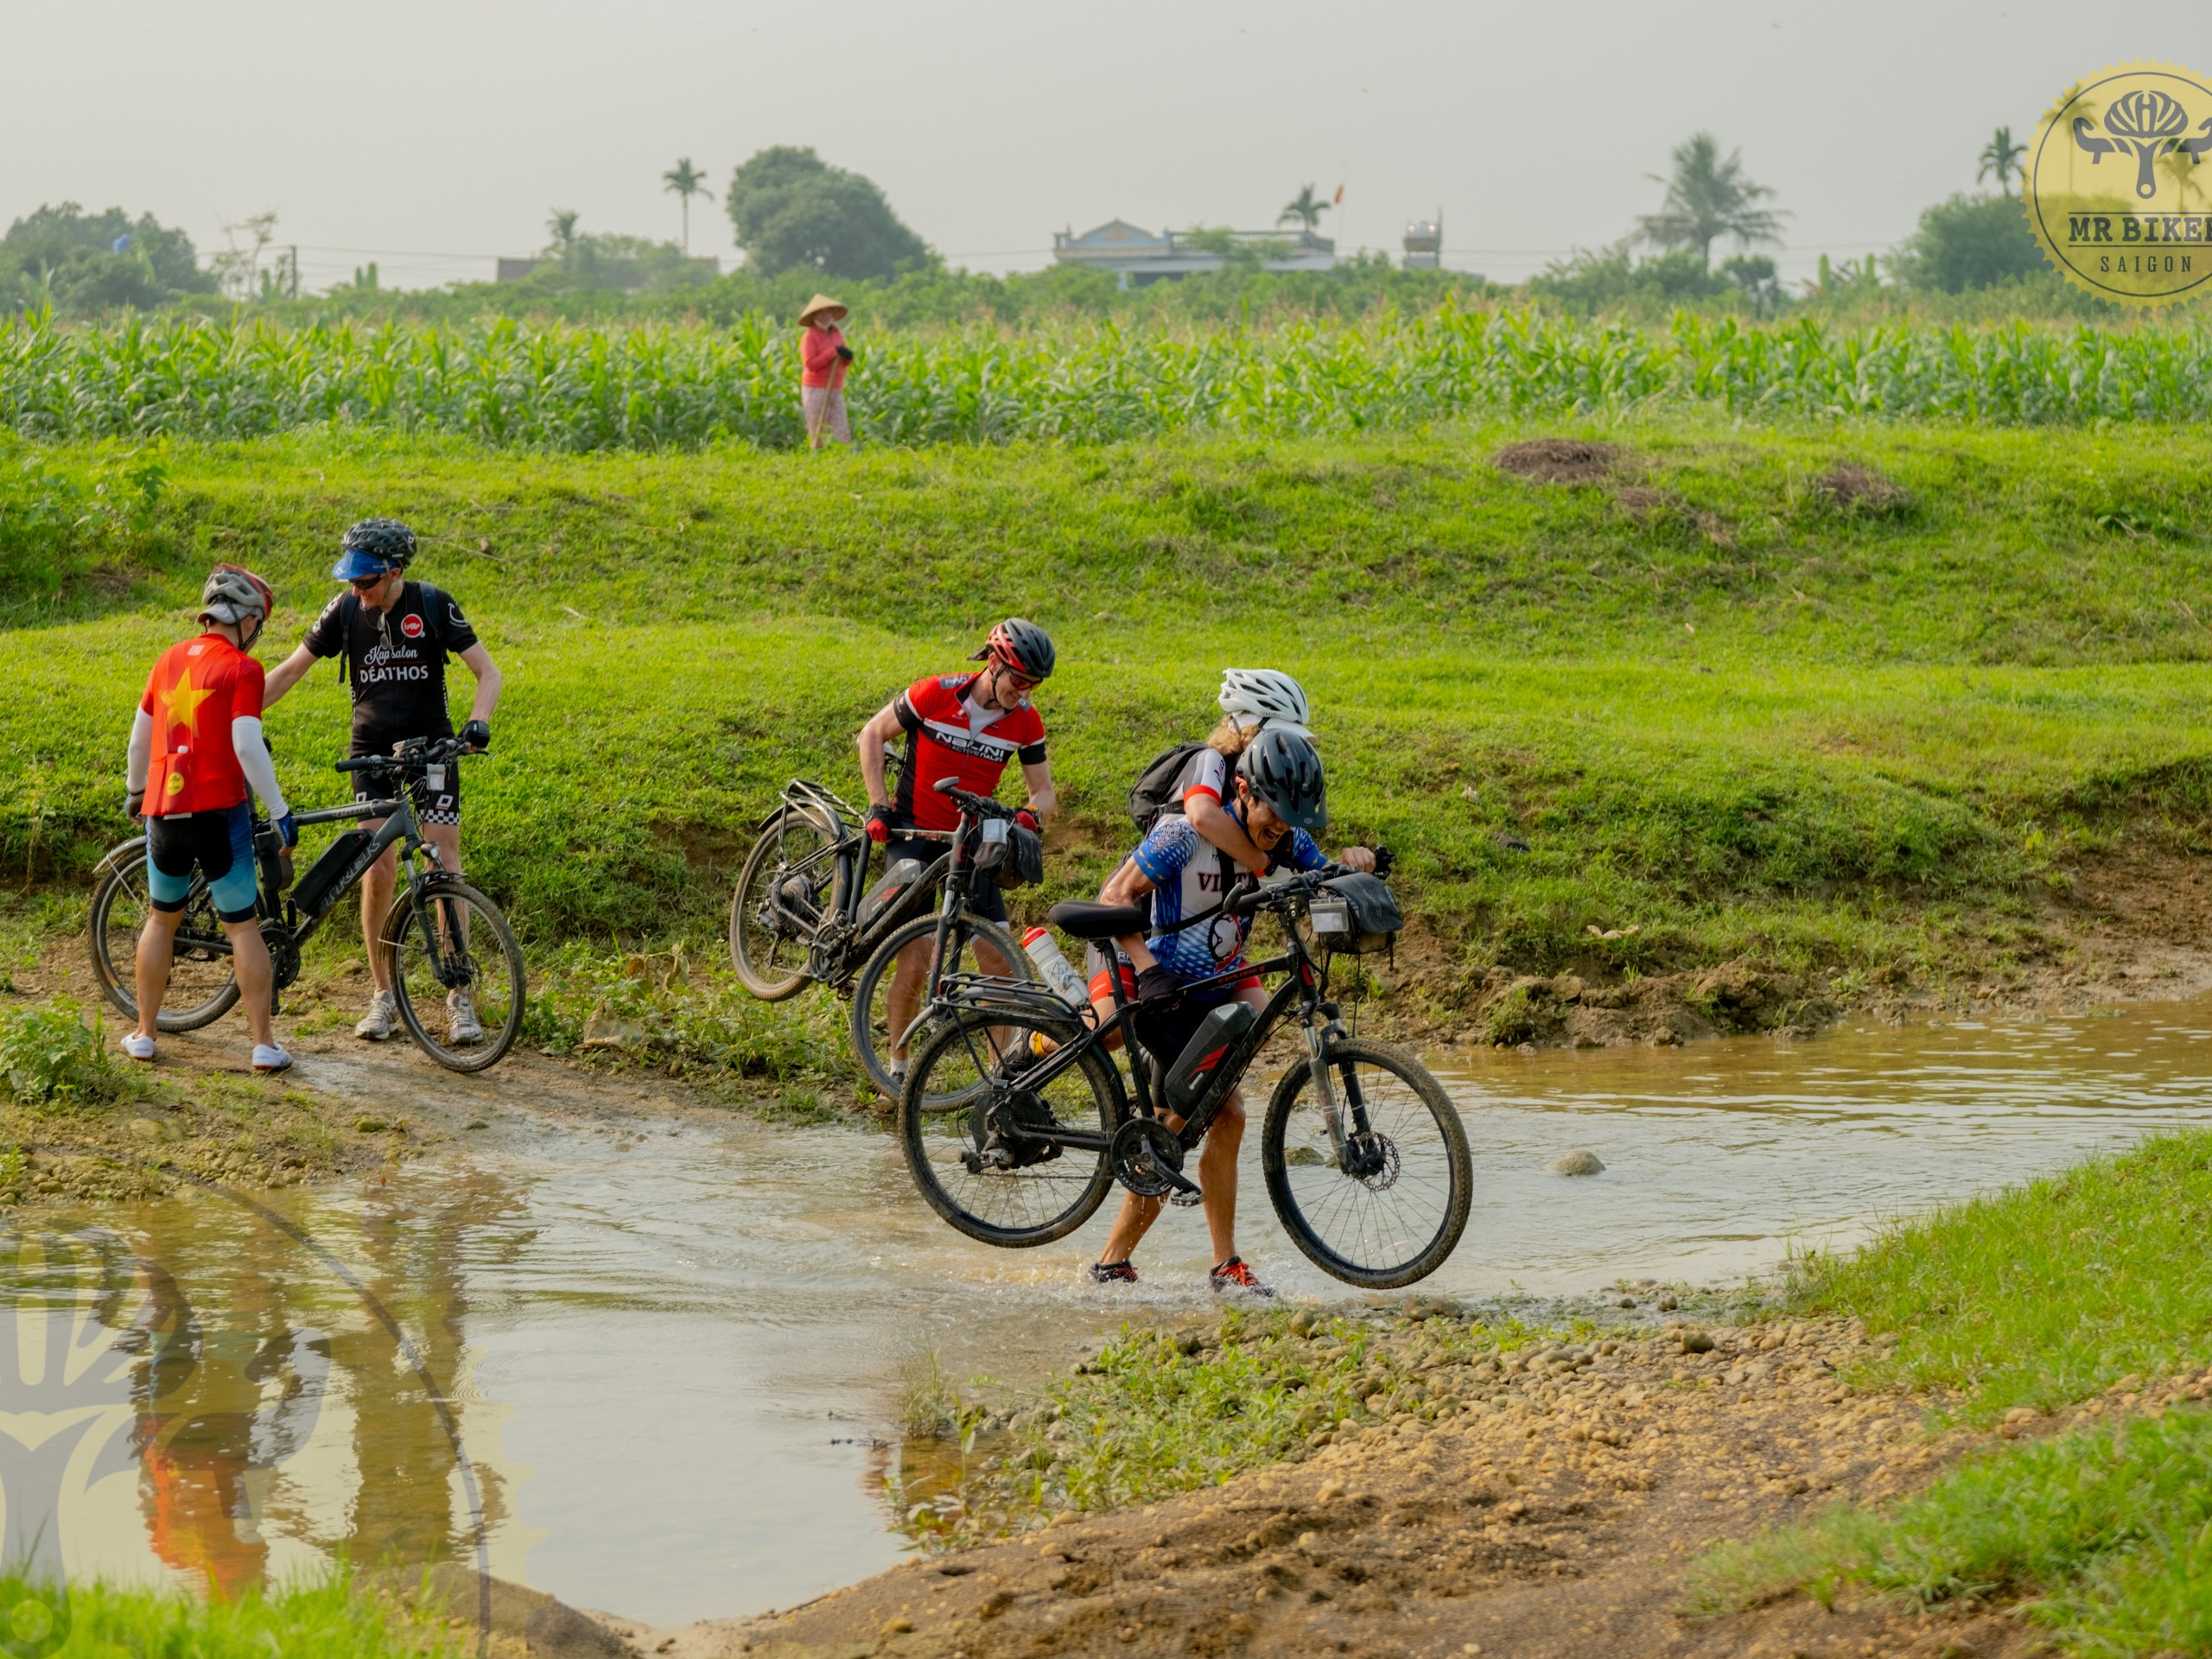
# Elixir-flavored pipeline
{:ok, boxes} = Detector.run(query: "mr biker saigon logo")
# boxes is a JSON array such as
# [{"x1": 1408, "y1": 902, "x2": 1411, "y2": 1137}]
[{"x1": 2027, "y1": 61, "x2": 2212, "y2": 304}]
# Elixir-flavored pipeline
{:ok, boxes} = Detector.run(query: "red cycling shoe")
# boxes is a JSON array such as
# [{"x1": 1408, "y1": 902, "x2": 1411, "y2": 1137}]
[{"x1": 1208, "y1": 1256, "x2": 1274, "y2": 1298}]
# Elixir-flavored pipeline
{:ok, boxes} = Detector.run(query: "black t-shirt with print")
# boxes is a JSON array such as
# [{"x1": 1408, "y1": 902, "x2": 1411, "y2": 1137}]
[{"x1": 302, "y1": 581, "x2": 480, "y2": 752}]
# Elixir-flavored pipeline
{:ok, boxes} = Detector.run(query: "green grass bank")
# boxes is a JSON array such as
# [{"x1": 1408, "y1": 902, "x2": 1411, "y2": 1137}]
[
  {"x1": 6, "y1": 416, "x2": 2212, "y2": 1058},
  {"x1": 1690, "y1": 1130, "x2": 2212, "y2": 1653}
]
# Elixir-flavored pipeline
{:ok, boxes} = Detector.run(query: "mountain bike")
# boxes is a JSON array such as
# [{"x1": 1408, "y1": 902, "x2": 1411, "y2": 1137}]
[
  {"x1": 728, "y1": 774, "x2": 1034, "y2": 1101},
  {"x1": 896, "y1": 845, "x2": 1473, "y2": 1288},
  {"x1": 88, "y1": 736, "x2": 524, "y2": 1073}
]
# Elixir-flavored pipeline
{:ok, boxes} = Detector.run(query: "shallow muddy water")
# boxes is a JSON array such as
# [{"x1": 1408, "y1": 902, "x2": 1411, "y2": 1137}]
[{"x1": 8, "y1": 995, "x2": 2212, "y2": 1626}]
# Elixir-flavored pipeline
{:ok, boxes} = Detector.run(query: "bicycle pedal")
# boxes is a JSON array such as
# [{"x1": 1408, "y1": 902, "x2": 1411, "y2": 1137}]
[{"x1": 1168, "y1": 1187, "x2": 1205, "y2": 1208}]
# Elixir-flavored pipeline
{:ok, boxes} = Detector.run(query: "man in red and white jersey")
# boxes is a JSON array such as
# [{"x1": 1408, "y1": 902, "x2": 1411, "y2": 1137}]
[{"x1": 855, "y1": 619, "x2": 1059, "y2": 1090}]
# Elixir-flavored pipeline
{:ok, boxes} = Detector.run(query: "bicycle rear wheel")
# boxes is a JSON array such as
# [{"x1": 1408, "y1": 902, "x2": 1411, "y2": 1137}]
[
  {"x1": 382, "y1": 880, "x2": 525, "y2": 1072},
  {"x1": 849, "y1": 912, "x2": 1035, "y2": 1106},
  {"x1": 729, "y1": 806, "x2": 843, "y2": 1001},
  {"x1": 86, "y1": 847, "x2": 240, "y2": 1032},
  {"x1": 1262, "y1": 1038, "x2": 1471, "y2": 1288},
  {"x1": 900, "y1": 1008, "x2": 1123, "y2": 1247}
]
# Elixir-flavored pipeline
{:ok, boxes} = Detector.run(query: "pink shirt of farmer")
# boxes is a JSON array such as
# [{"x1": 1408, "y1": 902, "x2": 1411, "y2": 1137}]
[{"x1": 802, "y1": 325, "x2": 848, "y2": 391}]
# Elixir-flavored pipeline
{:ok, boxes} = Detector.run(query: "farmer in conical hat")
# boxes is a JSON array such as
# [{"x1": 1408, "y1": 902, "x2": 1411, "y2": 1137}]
[{"x1": 798, "y1": 293, "x2": 853, "y2": 450}]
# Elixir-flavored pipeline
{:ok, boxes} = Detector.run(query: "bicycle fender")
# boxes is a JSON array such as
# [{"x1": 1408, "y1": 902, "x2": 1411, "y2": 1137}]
[{"x1": 94, "y1": 836, "x2": 149, "y2": 877}]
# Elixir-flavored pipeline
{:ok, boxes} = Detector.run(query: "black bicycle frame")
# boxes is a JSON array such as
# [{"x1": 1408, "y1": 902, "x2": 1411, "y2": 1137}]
[
  {"x1": 766, "y1": 778, "x2": 953, "y2": 983},
  {"x1": 935, "y1": 893, "x2": 1377, "y2": 1168}
]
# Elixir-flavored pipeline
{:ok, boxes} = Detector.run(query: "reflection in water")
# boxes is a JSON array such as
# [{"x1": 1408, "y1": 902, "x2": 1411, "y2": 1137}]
[{"x1": 2, "y1": 997, "x2": 2209, "y2": 1624}]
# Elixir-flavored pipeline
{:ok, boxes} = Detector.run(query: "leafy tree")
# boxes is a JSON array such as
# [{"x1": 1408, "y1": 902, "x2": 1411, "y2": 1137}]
[
  {"x1": 1278, "y1": 185, "x2": 1329, "y2": 233},
  {"x1": 0, "y1": 203, "x2": 215, "y2": 316},
  {"x1": 1637, "y1": 133, "x2": 1789, "y2": 268},
  {"x1": 1891, "y1": 193, "x2": 2046, "y2": 291},
  {"x1": 545, "y1": 210, "x2": 581, "y2": 257},
  {"x1": 663, "y1": 158, "x2": 709, "y2": 253},
  {"x1": 724, "y1": 146, "x2": 927, "y2": 280},
  {"x1": 1978, "y1": 126, "x2": 2027, "y2": 198}
]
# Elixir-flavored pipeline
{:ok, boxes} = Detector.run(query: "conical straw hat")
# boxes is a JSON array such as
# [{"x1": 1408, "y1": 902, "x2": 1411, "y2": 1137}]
[{"x1": 798, "y1": 293, "x2": 849, "y2": 323}]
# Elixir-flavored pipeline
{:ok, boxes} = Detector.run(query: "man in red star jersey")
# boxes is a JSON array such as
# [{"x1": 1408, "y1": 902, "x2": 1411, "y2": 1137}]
[
  {"x1": 855, "y1": 620, "x2": 1059, "y2": 1089},
  {"x1": 123, "y1": 565, "x2": 296, "y2": 1073}
]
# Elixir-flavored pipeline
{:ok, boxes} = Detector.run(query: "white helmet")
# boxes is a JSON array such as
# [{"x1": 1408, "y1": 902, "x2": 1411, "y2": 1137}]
[{"x1": 1218, "y1": 668, "x2": 1312, "y2": 737}]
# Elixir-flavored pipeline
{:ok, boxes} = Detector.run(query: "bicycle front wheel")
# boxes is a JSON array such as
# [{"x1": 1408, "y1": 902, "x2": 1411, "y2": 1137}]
[
  {"x1": 86, "y1": 847, "x2": 240, "y2": 1032},
  {"x1": 849, "y1": 912, "x2": 1035, "y2": 1106},
  {"x1": 729, "y1": 805, "x2": 843, "y2": 1001},
  {"x1": 1262, "y1": 1038, "x2": 1472, "y2": 1288},
  {"x1": 382, "y1": 880, "x2": 525, "y2": 1072},
  {"x1": 901, "y1": 1008, "x2": 1123, "y2": 1248}
]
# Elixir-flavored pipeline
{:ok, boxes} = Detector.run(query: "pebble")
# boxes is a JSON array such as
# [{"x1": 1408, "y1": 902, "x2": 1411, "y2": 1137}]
[{"x1": 1549, "y1": 1149, "x2": 1606, "y2": 1176}]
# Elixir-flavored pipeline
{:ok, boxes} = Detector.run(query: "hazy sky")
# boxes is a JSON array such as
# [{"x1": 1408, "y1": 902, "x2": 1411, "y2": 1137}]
[{"x1": 1, "y1": 2, "x2": 2196, "y2": 294}]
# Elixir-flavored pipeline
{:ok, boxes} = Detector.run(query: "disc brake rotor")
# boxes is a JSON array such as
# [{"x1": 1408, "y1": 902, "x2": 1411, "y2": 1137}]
[{"x1": 1345, "y1": 1131, "x2": 1401, "y2": 1192}]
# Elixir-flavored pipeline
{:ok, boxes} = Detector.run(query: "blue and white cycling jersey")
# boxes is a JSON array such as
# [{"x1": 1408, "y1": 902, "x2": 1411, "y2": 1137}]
[{"x1": 1131, "y1": 812, "x2": 1324, "y2": 982}]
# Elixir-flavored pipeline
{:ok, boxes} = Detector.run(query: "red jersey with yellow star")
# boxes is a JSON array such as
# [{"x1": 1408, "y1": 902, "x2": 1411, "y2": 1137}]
[{"x1": 138, "y1": 632, "x2": 265, "y2": 814}]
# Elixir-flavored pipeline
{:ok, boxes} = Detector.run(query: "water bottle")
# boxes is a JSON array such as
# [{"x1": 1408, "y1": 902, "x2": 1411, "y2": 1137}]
[{"x1": 1022, "y1": 927, "x2": 1089, "y2": 1008}]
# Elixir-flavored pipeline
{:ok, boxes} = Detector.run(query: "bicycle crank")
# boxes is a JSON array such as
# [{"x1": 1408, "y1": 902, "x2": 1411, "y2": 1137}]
[{"x1": 1109, "y1": 1118, "x2": 1200, "y2": 1201}]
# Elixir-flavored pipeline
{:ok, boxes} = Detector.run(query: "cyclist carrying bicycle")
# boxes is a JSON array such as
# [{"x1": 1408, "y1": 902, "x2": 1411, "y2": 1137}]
[
  {"x1": 121, "y1": 565, "x2": 297, "y2": 1074},
  {"x1": 261, "y1": 518, "x2": 504, "y2": 1046},
  {"x1": 854, "y1": 619, "x2": 1058, "y2": 1088},
  {"x1": 1089, "y1": 728, "x2": 1375, "y2": 1296}
]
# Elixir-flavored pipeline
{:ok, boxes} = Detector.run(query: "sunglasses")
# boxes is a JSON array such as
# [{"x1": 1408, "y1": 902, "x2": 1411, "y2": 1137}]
[
  {"x1": 995, "y1": 666, "x2": 1039, "y2": 691},
  {"x1": 349, "y1": 571, "x2": 391, "y2": 589}
]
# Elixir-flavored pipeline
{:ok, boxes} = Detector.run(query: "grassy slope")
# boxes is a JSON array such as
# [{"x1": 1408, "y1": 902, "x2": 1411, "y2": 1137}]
[
  {"x1": 6, "y1": 419, "x2": 2212, "y2": 1007},
  {"x1": 1690, "y1": 1132, "x2": 2212, "y2": 1653}
]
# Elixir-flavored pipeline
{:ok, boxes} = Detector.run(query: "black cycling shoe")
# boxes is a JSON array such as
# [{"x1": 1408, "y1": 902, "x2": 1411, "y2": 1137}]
[{"x1": 1089, "y1": 1260, "x2": 1139, "y2": 1286}]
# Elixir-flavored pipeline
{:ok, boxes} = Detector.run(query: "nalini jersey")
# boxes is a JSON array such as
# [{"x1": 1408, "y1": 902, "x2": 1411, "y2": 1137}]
[
  {"x1": 302, "y1": 582, "x2": 480, "y2": 753},
  {"x1": 137, "y1": 633, "x2": 266, "y2": 814},
  {"x1": 1132, "y1": 810, "x2": 1324, "y2": 983},
  {"x1": 892, "y1": 673, "x2": 1047, "y2": 834}
]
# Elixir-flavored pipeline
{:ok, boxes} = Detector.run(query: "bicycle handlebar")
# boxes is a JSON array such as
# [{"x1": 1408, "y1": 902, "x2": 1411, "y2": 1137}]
[
  {"x1": 334, "y1": 736, "x2": 475, "y2": 775},
  {"x1": 930, "y1": 776, "x2": 1017, "y2": 820},
  {"x1": 1224, "y1": 863, "x2": 1350, "y2": 918}
]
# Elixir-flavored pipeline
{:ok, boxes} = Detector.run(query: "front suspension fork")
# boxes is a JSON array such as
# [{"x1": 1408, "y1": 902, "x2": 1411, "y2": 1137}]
[{"x1": 1306, "y1": 1018, "x2": 1373, "y2": 1161}]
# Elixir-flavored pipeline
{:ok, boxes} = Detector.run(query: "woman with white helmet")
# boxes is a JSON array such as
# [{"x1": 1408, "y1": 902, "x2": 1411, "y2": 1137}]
[{"x1": 1179, "y1": 669, "x2": 1315, "y2": 877}]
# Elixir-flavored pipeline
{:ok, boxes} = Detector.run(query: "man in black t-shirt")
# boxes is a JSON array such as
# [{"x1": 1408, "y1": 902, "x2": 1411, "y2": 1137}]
[{"x1": 264, "y1": 518, "x2": 505, "y2": 1044}]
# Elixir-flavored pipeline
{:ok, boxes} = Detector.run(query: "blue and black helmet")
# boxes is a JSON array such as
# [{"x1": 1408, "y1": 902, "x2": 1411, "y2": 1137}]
[
  {"x1": 331, "y1": 518, "x2": 417, "y2": 582},
  {"x1": 1236, "y1": 728, "x2": 1328, "y2": 834}
]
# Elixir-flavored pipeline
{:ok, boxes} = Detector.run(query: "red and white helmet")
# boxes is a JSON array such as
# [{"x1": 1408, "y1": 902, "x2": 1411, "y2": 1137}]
[{"x1": 970, "y1": 618, "x2": 1057, "y2": 681}]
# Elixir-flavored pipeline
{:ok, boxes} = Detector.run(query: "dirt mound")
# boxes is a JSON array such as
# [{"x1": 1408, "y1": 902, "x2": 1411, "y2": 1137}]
[
  {"x1": 689, "y1": 1318, "x2": 2031, "y2": 1659},
  {"x1": 1809, "y1": 463, "x2": 1911, "y2": 517},
  {"x1": 1492, "y1": 439, "x2": 1622, "y2": 485}
]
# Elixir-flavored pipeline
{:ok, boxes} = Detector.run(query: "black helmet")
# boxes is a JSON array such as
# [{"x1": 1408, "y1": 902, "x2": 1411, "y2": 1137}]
[
  {"x1": 332, "y1": 518, "x2": 416, "y2": 581},
  {"x1": 969, "y1": 617, "x2": 1056, "y2": 681},
  {"x1": 1236, "y1": 728, "x2": 1328, "y2": 834}
]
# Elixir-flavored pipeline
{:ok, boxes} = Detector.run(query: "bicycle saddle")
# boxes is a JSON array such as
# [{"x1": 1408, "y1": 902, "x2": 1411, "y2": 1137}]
[{"x1": 1046, "y1": 901, "x2": 1148, "y2": 941}]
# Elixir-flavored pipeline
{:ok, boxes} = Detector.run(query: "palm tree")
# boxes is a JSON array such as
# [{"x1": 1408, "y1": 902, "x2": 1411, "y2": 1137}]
[
  {"x1": 2045, "y1": 80, "x2": 2101, "y2": 195},
  {"x1": 2159, "y1": 144, "x2": 2206, "y2": 210},
  {"x1": 663, "y1": 157, "x2": 709, "y2": 253},
  {"x1": 546, "y1": 208, "x2": 580, "y2": 252},
  {"x1": 1979, "y1": 126, "x2": 2028, "y2": 198},
  {"x1": 1636, "y1": 133, "x2": 1789, "y2": 269},
  {"x1": 1277, "y1": 184, "x2": 1330, "y2": 235}
]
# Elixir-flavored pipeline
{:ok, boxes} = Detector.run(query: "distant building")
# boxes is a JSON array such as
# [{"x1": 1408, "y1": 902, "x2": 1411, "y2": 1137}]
[
  {"x1": 1402, "y1": 216, "x2": 1441, "y2": 270},
  {"x1": 1052, "y1": 219, "x2": 1335, "y2": 287},
  {"x1": 495, "y1": 257, "x2": 543, "y2": 283}
]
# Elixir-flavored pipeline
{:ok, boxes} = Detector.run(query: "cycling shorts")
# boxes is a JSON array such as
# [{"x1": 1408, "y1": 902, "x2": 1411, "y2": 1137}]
[
  {"x1": 353, "y1": 749, "x2": 461, "y2": 827},
  {"x1": 884, "y1": 836, "x2": 1005, "y2": 925},
  {"x1": 146, "y1": 804, "x2": 259, "y2": 922}
]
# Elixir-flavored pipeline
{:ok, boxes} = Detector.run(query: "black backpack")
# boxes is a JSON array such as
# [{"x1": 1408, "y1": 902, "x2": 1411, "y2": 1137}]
[{"x1": 1128, "y1": 741, "x2": 1210, "y2": 831}]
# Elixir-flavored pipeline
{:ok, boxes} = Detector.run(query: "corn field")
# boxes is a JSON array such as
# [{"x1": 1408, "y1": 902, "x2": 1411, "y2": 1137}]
[{"x1": 6, "y1": 308, "x2": 2212, "y2": 450}]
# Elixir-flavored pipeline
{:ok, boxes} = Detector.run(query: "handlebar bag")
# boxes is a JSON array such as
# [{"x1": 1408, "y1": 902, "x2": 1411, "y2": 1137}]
[
  {"x1": 1313, "y1": 873, "x2": 1402, "y2": 956},
  {"x1": 999, "y1": 823, "x2": 1046, "y2": 889}
]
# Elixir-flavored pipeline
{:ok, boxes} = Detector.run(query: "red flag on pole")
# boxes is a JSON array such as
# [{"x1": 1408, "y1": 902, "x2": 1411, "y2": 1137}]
[{"x1": 1332, "y1": 184, "x2": 1344, "y2": 205}]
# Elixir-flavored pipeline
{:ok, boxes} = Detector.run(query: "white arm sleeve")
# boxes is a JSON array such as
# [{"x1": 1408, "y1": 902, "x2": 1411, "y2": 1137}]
[
  {"x1": 126, "y1": 709, "x2": 154, "y2": 794},
  {"x1": 230, "y1": 716, "x2": 289, "y2": 820}
]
